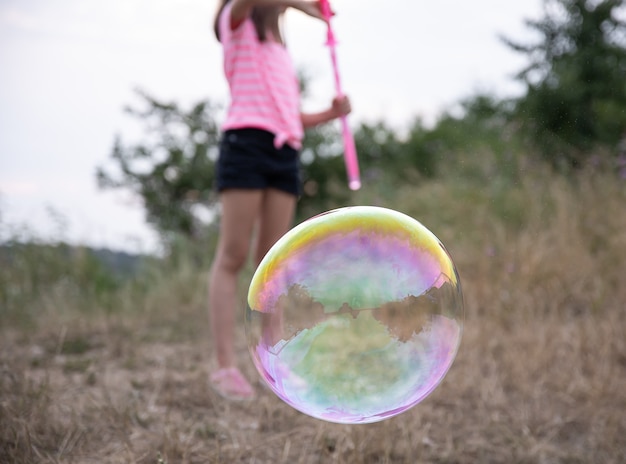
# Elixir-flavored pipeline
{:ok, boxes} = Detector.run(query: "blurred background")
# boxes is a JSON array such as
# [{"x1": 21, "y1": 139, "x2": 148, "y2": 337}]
[{"x1": 1, "y1": 0, "x2": 546, "y2": 254}]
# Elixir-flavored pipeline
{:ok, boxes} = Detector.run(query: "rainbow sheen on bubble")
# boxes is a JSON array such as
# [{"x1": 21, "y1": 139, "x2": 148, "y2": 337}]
[{"x1": 246, "y1": 206, "x2": 463, "y2": 424}]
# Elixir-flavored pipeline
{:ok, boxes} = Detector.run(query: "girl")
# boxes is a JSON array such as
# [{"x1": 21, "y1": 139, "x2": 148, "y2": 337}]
[{"x1": 208, "y1": 0, "x2": 352, "y2": 400}]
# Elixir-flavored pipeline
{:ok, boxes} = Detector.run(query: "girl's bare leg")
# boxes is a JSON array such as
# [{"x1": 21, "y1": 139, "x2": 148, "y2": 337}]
[
  {"x1": 254, "y1": 188, "x2": 297, "y2": 265},
  {"x1": 254, "y1": 188, "x2": 297, "y2": 346},
  {"x1": 209, "y1": 189, "x2": 263, "y2": 369}
]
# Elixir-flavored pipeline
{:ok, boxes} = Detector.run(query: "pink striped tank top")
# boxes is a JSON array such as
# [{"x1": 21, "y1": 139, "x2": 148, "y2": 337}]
[{"x1": 218, "y1": 4, "x2": 303, "y2": 149}]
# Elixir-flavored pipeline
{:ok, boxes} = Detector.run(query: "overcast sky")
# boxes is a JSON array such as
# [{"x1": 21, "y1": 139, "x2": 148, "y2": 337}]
[{"x1": 0, "y1": 0, "x2": 544, "y2": 254}]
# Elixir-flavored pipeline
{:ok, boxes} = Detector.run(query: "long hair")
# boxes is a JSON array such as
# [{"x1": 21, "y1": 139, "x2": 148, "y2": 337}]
[{"x1": 213, "y1": 1, "x2": 283, "y2": 43}]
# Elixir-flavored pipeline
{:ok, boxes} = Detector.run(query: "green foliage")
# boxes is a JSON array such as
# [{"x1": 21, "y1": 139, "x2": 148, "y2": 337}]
[
  {"x1": 503, "y1": 0, "x2": 626, "y2": 168},
  {"x1": 96, "y1": 89, "x2": 221, "y2": 243},
  {"x1": 353, "y1": 121, "x2": 405, "y2": 175},
  {"x1": 0, "y1": 211, "x2": 217, "y2": 330},
  {"x1": 96, "y1": 77, "x2": 524, "y2": 239},
  {"x1": 295, "y1": 92, "x2": 525, "y2": 219},
  {"x1": 3, "y1": 147, "x2": 624, "y2": 334},
  {"x1": 0, "y1": 236, "x2": 125, "y2": 327}
]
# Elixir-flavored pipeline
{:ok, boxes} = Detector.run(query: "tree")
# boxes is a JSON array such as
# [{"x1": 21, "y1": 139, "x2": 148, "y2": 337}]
[
  {"x1": 96, "y1": 89, "x2": 222, "y2": 242},
  {"x1": 503, "y1": 0, "x2": 626, "y2": 168}
]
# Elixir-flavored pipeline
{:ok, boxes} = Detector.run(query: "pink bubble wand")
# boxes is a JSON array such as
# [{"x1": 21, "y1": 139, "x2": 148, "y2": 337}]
[{"x1": 319, "y1": 0, "x2": 361, "y2": 191}]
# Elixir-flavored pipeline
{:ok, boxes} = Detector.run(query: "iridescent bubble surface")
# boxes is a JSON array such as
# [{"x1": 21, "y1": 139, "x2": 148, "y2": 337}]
[{"x1": 246, "y1": 206, "x2": 463, "y2": 424}]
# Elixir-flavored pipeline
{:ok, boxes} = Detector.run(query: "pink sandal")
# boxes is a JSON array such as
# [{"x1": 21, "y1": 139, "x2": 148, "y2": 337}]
[{"x1": 209, "y1": 367, "x2": 256, "y2": 401}]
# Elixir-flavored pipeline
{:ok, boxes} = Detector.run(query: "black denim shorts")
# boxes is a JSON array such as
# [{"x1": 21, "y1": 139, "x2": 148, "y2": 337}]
[{"x1": 216, "y1": 128, "x2": 301, "y2": 196}]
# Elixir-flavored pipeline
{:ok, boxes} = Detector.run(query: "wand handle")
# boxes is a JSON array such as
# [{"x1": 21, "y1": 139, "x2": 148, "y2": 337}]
[
  {"x1": 341, "y1": 116, "x2": 361, "y2": 190},
  {"x1": 320, "y1": 0, "x2": 361, "y2": 191}
]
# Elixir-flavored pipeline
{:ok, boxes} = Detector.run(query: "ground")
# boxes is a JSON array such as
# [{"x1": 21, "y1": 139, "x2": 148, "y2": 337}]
[{"x1": 2, "y1": 303, "x2": 625, "y2": 464}]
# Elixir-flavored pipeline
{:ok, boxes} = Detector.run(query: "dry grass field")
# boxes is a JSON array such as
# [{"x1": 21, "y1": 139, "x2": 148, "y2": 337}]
[{"x1": 1, "y1": 164, "x2": 625, "y2": 463}]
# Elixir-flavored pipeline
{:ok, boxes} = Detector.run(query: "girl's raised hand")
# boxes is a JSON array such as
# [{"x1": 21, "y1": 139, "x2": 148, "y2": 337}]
[
  {"x1": 331, "y1": 95, "x2": 351, "y2": 119},
  {"x1": 292, "y1": 0, "x2": 331, "y2": 22}
]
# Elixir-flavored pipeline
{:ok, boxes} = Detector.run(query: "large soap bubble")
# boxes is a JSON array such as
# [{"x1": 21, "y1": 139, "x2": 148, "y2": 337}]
[{"x1": 246, "y1": 206, "x2": 463, "y2": 424}]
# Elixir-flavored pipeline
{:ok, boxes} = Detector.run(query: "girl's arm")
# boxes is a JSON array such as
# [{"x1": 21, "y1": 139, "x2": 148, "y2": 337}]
[
  {"x1": 301, "y1": 96, "x2": 351, "y2": 129},
  {"x1": 230, "y1": 0, "x2": 326, "y2": 25}
]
